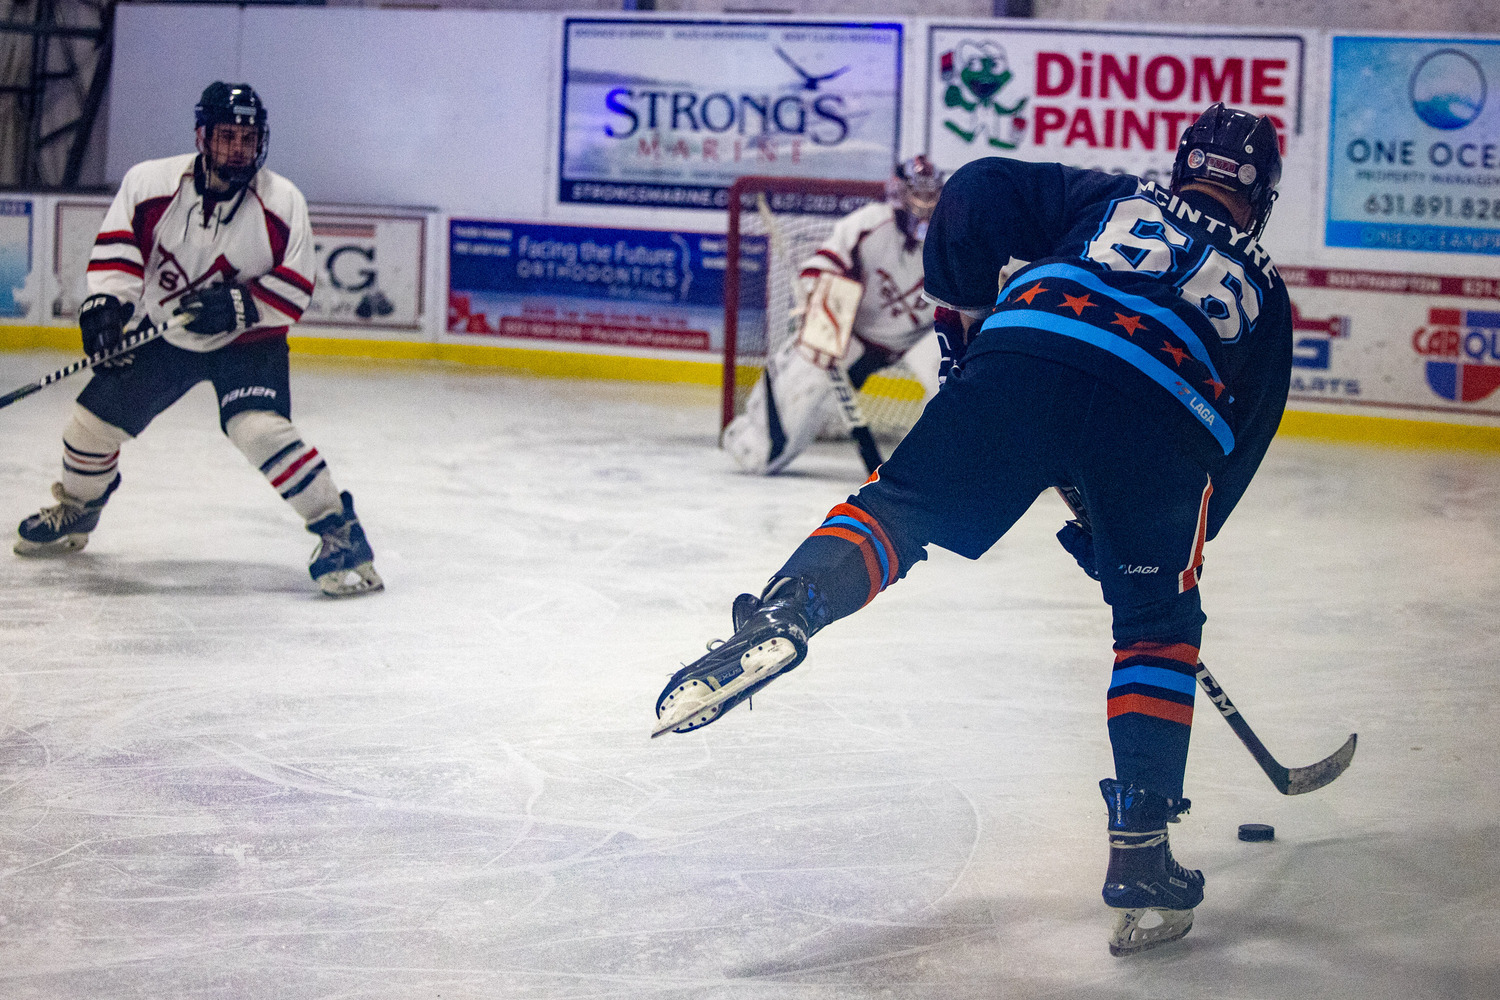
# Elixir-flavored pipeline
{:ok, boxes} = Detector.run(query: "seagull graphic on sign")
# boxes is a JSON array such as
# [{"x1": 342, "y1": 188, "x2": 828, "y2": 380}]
[{"x1": 774, "y1": 47, "x2": 851, "y2": 91}]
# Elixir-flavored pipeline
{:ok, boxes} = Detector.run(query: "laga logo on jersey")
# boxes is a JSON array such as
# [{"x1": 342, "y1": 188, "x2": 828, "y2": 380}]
[{"x1": 1412, "y1": 307, "x2": 1500, "y2": 402}]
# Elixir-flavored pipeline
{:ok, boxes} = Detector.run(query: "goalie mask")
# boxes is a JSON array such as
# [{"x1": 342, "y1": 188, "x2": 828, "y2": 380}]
[
  {"x1": 887, "y1": 155, "x2": 945, "y2": 242},
  {"x1": 195, "y1": 82, "x2": 269, "y2": 191},
  {"x1": 1171, "y1": 103, "x2": 1282, "y2": 240}
]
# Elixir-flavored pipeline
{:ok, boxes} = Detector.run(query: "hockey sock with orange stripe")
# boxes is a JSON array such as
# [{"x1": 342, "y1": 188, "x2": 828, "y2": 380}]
[
  {"x1": 775, "y1": 500, "x2": 905, "y2": 629},
  {"x1": 1107, "y1": 640, "x2": 1200, "y2": 800}
]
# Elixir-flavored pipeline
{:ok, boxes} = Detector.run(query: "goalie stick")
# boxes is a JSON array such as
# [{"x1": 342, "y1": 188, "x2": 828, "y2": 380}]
[
  {"x1": 827, "y1": 366, "x2": 882, "y2": 474},
  {"x1": 1054, "y1": 486, "x2": 1357, "y2": 795},
  {"x1": 0, "y1": 313, "x2": 191, "y2": 413}
]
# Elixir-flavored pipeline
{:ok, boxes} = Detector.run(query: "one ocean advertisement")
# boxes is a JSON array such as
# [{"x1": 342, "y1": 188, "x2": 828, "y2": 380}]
[
  {"x1": 925, "y1": 25, "x2": 1305, "y2": 186},
  {"x1": 0, "y1": 198, "x2": 33, "y2": 318},
  {"x1": 448, "y1": 219, "x2": 766, "y2": 352},
  {"x1": 1327, "y1": 36, "x2": 1500, "y2": 255},
  {"x1": 559, "y1": 18, "x2": 902, "y2": 209}
]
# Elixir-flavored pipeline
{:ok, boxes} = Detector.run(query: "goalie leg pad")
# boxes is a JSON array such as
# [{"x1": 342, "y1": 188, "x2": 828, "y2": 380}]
[{"x1": 723, "y1": 341, "x2": 837, "y2": 475}]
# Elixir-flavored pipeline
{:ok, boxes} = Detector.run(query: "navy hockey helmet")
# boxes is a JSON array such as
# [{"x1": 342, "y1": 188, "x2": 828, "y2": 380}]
[
  {"x1": 194, "y1": 82, "x2": 268, "y2": 187},
  {"x1": 1171, "y1": 103, "x2": 1282, "y2": 239}
]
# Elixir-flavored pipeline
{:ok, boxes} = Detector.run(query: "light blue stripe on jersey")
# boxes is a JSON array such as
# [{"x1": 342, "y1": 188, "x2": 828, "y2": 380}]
[
  {"x1": 823, "y1": 514, "x2": 890, "y2": 582},
  {"x1": 982, "y1": 308, "x2": 1235, "y2": 455},
  {"x1": 1109, "y1": 665, "x2": 1200, "y2": 696},
  {"x1": 998, "y1": 262, "x2": 1226, "y2": 387}
]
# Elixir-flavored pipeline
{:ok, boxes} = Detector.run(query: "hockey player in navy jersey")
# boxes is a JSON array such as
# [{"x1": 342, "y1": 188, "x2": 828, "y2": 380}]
[
  {"x1": 655, "y1": 105, "x2": 1293, "y2": 955},
  {"x1": 13, "y1": 82, "x2": 382, "y2": 597}
]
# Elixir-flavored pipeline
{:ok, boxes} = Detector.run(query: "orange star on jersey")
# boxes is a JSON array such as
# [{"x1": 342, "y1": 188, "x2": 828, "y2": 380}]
[
  {"x1": 1203, "y1": 377, "x2": 1226, "y2": 399},
  {"x1": 1111, "y1": 312, "x2": 1145, "y2": 337},
  {"x1": 1159, "y1": 341, "x2": 1189, "y2": 367},
  {"x1": 1013, "y1": 282, "x2": 1047, "y2": 305},
  {"x1": 1059, "y1": 291, "x2": 1095, "y2": 316}
]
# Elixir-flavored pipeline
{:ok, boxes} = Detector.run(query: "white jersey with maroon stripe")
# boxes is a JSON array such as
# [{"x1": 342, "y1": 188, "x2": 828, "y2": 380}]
[
  {"x1": 87, "y1": 153, "x2": 316, "y2": 354},
  {"x1": 797, "y1": 201, "x2": 933, "y2": 355}
]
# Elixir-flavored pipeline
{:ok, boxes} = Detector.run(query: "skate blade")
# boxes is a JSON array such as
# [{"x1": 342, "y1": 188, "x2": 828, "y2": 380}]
[
  {"x1": 317, "y1": 563, "x2": 384, "y2": 597},
  {"x1": 1107, "y1": 906, "x2": 1194, "y2": 957},
  {"x1": 13, "y1": 533, "x2": 89, "y2": 557},
  {"x1": 651, "y1": 636, "x2": 798, "y2": 738}
]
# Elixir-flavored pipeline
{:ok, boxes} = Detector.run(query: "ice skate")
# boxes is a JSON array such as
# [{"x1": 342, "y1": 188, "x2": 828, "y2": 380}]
[
  {"x1": 653, "y1": 578, "x2": 814, "y2": 737},
  {"x1": 307, "y1": 491, "x2": 383, "y2": 597},
  {"x1": 1099, "y1": 778, "x2": 1205, "y2": 956},
  {"x1": 14, "y1": 474, "x2": 120, "y2": 556}
]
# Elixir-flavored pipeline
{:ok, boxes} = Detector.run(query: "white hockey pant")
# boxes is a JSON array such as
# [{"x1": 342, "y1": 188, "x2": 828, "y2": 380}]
[{"x1": 225, "y1": 410, "x2": 342, "y2": 524}]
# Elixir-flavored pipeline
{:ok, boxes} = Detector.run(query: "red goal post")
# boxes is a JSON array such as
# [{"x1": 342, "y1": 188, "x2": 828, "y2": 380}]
[{"x1": 721, "y1": 175, "x2": 887, "y2": 432}]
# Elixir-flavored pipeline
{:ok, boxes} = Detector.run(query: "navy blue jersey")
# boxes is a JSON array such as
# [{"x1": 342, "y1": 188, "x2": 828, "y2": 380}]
[{"x1": 923, "y1": 157, "x2": 1292, "y2": 538}]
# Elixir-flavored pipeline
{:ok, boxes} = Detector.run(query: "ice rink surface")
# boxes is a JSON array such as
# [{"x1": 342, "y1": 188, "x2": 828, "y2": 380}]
[{"x1": 0, "y1": 350, "x2": 1497, "y2": 999}]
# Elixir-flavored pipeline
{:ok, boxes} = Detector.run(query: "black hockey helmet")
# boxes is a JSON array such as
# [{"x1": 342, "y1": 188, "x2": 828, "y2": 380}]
[
  {"x1": 1171, "y1": 103, "x2": 1281, "y2": 239},
  {"x1": 194, "y1": 82, "x2": 268, "y2": 187}
]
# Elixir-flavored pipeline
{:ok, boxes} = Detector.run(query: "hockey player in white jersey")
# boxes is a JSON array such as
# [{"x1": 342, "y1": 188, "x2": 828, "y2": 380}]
[
  {"x1": 13, "y1": 82, "x2": 382, "y2": 597},
  {"x1": 723, "y1": 157, "x2": 946, "y2": 475}
]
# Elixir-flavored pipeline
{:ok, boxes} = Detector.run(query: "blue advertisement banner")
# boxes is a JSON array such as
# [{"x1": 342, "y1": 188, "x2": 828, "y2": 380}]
[
  {"x1": 448, "y1": 219, "x2": 766, "y2": 352},
  {"x1": 0, "y1": 198, "x2": 33, "y2": 318},
  {"x1": 559, "y1": 18, "x2": 902, "y2": 209},
  {"x1": 1327, "y1": 36, "x2": 1500, "y2": 255}
]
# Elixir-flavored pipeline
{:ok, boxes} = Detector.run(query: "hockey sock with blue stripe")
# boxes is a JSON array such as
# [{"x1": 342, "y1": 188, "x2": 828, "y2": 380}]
[
  {"x1": 1107, "y1": 640, "x2": 1200, "y2": 801},
  {"x1": 776, "y1": 501, "x2": 903, "y2": 629}
]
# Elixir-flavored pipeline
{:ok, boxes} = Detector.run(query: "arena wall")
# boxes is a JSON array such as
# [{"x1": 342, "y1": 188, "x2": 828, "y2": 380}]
[{"x1": 0, "y1": 5, "x2": 1495, "y2": 448}]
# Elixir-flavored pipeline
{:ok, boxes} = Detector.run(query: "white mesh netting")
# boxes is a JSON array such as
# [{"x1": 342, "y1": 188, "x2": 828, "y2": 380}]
[{"x1": 725, "y1": 185, "x2": 927, "y2": 442}]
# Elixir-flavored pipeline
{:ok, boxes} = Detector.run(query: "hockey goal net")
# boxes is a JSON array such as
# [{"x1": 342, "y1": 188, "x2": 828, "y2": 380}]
[{"x1": 721, "y1": 175, "x2": 929, "y2": 441}]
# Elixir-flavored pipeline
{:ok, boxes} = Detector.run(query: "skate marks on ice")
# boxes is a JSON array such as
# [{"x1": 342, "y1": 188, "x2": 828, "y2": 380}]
[{"x1": 0, "y1": 357, "x2": 1498, "y2": 997}]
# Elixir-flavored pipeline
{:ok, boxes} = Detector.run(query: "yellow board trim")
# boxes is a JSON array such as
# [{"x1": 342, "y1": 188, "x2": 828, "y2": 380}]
[
  {"x1": 3, "y1": 324, "x2": 1498, "y2": 451},
  {"x1": 1277, "y1": 408, "x2": 1500, "y2": 452}
]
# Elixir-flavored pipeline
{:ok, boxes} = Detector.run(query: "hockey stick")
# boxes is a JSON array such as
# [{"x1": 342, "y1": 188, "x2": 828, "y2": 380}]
[
  {"x1": 1053, "y1": 486, "x2": 1357, "y2": 795},
  {"x1": 1195, "y1": 661, "x2": 1357, "y2": 795},
  {"x1": 827, "y1": 366, "x2": 882, "y2": 474},
  {"x1": 0, "y1": 313, "x2": 190, "y2": 413}
]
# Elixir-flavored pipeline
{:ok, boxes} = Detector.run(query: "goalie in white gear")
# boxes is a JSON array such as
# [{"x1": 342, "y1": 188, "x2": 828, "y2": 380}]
[
  {"x1": 724, "y1": 156, "x2": 946, "y2": 475},
  {"x1": 12, "y1": 82, "x2": 382, "y2": 597}
]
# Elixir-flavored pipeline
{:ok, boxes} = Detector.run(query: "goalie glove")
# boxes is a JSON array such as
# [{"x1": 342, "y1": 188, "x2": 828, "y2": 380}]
[
  {"x1": 79, "y1": 293, "x2": 136, "y2": 370},
  {"x1": 175, "y1": 282, "x2": 260, "y2": 337}
]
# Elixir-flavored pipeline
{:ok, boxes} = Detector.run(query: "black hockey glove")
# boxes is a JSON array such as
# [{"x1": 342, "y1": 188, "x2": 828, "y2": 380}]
[
  {"x1": 1056, "y1": 520, "x2": 1100, "y2": 581},
  {"x1": 79, "y1": 293, "x2": 136, "y2": 370},
  {"x1": 175, "y1": 282, "x2": 260, "y2": 337},
  {"x1": 933, "y1": 306, "x2": 968, "y2": 386}
]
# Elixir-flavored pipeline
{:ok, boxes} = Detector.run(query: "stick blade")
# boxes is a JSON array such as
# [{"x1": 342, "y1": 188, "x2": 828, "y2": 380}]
[{"x1": 1281, "y1": 732, "x2": 1358, "y2": 795}]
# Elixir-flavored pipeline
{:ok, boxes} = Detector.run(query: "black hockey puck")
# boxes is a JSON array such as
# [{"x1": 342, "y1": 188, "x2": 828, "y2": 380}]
[{"x1": 1238, "y1": 823, "x2": 1275, "y2": 842}]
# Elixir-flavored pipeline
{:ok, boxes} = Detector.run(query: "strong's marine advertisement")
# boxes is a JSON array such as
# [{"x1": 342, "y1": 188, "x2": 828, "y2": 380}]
[
  {"x1": 1327, "y1": 37, "x2": 1500, "y2": 255},
  {"x1": 559, "y1": 18, "x2": 902, "y2": 209}
]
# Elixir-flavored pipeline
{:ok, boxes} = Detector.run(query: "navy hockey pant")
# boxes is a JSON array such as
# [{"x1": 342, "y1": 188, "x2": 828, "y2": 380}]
[
  {"x1": 77, "y1": 334, "x2": 292, "y2": 436},
  {"x1": 777, "y1": 351, "x2": 1213, "y2": 800}
]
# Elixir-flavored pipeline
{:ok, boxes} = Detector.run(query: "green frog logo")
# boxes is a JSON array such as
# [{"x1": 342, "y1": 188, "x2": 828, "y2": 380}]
[{"x1": 940, "y1": 41, "x2": 1028, "y2": 149}]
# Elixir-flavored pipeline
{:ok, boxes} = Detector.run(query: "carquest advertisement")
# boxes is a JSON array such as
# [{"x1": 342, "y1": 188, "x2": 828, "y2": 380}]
[
  {"x1": 448, "y1": 219, "x2": 758, "y2": 352},
  {"x1": 1326, "y1": 36, "x2": 1500, "y2": 255},
  {"x1": 925, "y1": 25, "x2": 1305, "y2": 185},
  {"x1": 559, "y1": 18, "x2": 902, "y2": 209},
  {"x1": 1280, "y1": 266, "x2": 1500, "y2": 418}
]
